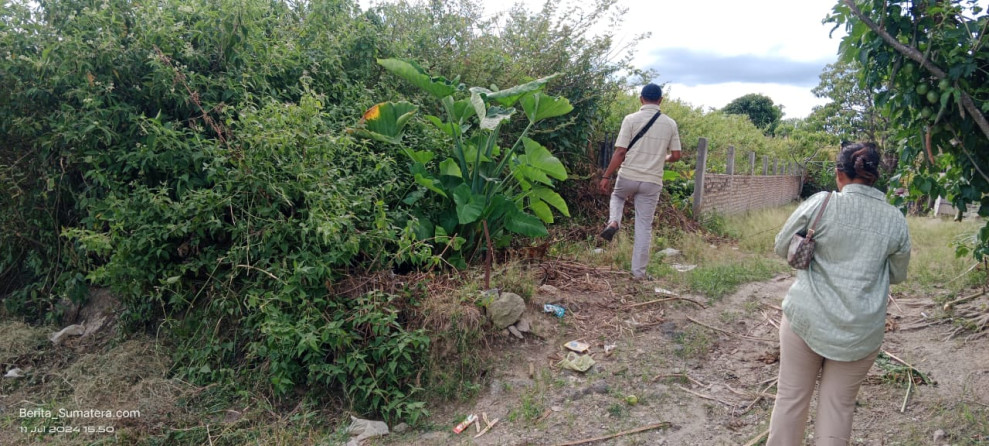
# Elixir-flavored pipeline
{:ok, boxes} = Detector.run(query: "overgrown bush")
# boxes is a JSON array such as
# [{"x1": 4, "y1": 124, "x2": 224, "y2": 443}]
[{"x1": 0, "y1": 0, "x2": 431, "y2": 422}]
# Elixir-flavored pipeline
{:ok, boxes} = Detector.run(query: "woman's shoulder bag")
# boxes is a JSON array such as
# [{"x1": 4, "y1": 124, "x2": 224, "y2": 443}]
[{"x1": 787, "y1": 192, "x2": 833, "y2": 269}]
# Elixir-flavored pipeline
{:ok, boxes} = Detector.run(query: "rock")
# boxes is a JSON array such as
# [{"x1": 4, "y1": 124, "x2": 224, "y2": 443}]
[
  {"x1": 516, "y1": 316, "x2": 531, "y2": 333},
  {"x1": 486, "y1": 292, "x2": 525, "y2": 329},
  {"x1": 502, "y1": 329, "x2": 511, "y2": 337},
  {"x1": 346, "y1": 416, "x2": 389, "y2": 446},
  {"x1": 933, "y1": 429, "x2": 946, "y2": 443},
  {"x1": 50, "y1": 324, "x2": 86, "y2": 345},
  {"x1": 507, "y1": 325, "x2": 524, "y2": 339},
  {"x1": 392, "y1": 423, "x2": 409, "y2": 434},
  {"x1": 4, "y1": 367, "x2": 24, "y2": 379}
]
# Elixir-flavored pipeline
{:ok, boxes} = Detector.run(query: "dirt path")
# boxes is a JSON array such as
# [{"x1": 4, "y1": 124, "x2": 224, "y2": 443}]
[
  {"x1": 2, "y1": 272, "x2": 985, "y2": 445},
  {"x1": 381, "y1": 273, "x2": 989, "y2": 445}
]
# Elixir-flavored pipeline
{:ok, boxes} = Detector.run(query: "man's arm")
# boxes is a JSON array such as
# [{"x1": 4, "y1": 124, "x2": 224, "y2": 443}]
[
  {"x1": 667, "y1": 150, "x2": 681, "y2": 163},
  {"x1": 598, "y1": 147, "x2": 627, "y2": 193}
]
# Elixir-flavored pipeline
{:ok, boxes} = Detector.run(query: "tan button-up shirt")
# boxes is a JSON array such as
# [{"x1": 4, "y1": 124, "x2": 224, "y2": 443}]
[
  {"x1": 615, "y1": 104, "x2": 681, "y2": 186},
  {"x1": 774, "y1": 185, "x2": 911, "y2": 361}
]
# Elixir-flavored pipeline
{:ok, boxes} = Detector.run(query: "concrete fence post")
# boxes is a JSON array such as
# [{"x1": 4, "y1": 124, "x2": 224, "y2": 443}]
[
  {"x1": 749, "y1": 152, "x2": 756, "y2": 175},
  {"x1": 726, "y1": 145, "x2": 735, "y2": 175},
  {"x1": 773, "y1": 158, "x2": 779, "y2": 175},
  {"x1": 762, "y1": 156, "x2": 768, "y2": 175},
  {"x1": 692, "y1": 137, "x2": 708, "y2": 219}
]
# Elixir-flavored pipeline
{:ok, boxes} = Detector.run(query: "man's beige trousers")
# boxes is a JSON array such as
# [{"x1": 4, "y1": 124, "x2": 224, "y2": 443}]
[{"x1": 608, "y1": 177, "x2": 662, "y2": 278}]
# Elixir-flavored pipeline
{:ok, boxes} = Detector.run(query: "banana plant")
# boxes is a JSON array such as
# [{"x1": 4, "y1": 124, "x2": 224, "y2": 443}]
[{"x1": 354, "y1": 58, "x2": 572, "y2": 265}]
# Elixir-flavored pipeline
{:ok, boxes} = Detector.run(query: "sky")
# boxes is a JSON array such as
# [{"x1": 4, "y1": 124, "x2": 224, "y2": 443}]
[
  {"x1": 611, "y1": 0, "x2": 847, "y2": 119},
  {"x1": 359, "y1": 0, "x2": 850, "y2": 119}
]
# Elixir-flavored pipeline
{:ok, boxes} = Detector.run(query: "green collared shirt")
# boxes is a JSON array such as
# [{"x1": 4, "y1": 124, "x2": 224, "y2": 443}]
[{"x1": 774, "y1": 184, "x2": 911, "y2": 361}]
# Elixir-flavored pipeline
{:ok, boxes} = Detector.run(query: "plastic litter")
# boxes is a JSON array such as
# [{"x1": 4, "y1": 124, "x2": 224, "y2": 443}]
[
  {"x1": 654, "y1": 287, "x2": 678, "y2": 296},
  {"x1": 453, "y1": 414, "x2": 477, "y2": 434},
  {"x1": 345, "y1": 416, "x2": 389, "y2": 446},
  {"x1": 658, "y1": 248, "x2": 681, "y2": 257},
  {"x1": 543, "y1": 304, "x2": 565, "y2": 318},
  {"x1": 672, "y1": 263, "x2": 697, "y2": 272},
  {"x1": 558, "y1": 351, "x2": 595, "y2": 373},
  {"x1": 563, "y1": 340, "x2": 589, "y2": 353}
]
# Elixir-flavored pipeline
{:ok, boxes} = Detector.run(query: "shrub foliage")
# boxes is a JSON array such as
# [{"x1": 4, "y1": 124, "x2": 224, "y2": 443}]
[{"x1": 0, "y1": 0, "x2": 641, "y2": 422}]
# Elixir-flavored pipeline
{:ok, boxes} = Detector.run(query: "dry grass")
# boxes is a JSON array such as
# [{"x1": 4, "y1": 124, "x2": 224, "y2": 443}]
[{"x1": 0, "y1": 321, "x2": 48, "y2": 364}]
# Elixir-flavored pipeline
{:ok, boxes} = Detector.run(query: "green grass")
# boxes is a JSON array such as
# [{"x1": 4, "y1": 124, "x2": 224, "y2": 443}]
[
  {"x1": 686, "y1": 259, "x2": 780, "y2": 302},
  {"x1": 723, "y1": 205, "x2": 987, "y2": 297},
  {"x1": 506, "y1": 389, "x2": 545, "y2": 423},
  {"x1": 606, "y1": 402, "x2": 628, "y2": 418},
  {"x1": 900, "y1": 216, "x2": 987, "y2": 296},
  {"x1": 724, "y1": 205, "x2": 798, "y2": 254},
  {"x1": 915, "y1": 402, "x2": 989, "y2": 445},
  {"x1": 673, "y1": 325, "x2": 713, "y2": 359}
]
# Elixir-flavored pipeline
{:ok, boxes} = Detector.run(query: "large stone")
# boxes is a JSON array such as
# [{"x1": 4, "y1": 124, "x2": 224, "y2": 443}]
[
  {"x1": 516, "y1": 316, "x2": 531, "y2": 333},
  {"x1": 486, "y1": 292, "x2": 525, "y2": 330},
  {"x1": 507, "y1": 325, "x2": 524, "y2": 339}
]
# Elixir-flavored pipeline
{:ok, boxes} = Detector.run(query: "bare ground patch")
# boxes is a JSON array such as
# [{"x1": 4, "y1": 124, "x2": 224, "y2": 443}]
[{"x1": 378, "y1": 268, "x2": 988, "y2": 446}]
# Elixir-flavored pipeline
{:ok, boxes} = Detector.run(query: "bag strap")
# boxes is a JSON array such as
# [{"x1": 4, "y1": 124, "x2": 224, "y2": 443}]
[
  {"x1": 626, "y1": 111, "x2": 661, "y2": 151},
  {"x1": 806, "y1": 192, "x2": 833, "y2": 240}
]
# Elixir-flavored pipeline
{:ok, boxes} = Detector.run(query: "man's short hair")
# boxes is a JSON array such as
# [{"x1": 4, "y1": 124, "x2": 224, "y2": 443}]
[{"x1": 641, "y1": 83, "x2": 662, "y2": 101}]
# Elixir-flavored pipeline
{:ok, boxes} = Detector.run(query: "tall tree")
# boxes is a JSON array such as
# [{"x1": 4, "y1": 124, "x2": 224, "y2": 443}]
[
  {"x1": 722, "y1": 93, "x2": 784, "y2": 135},
  {"x1": 810, "y1": 59, "x2": 889, "y2": 149},
  {"x1": 827, "y1": 0, "x2": 989, "y2": 260}
]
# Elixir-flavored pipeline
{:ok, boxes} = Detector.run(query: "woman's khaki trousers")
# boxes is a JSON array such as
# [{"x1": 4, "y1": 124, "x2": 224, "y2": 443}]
[{"x1": 767, "y1": 316, "x2": 879, "y2": 445}]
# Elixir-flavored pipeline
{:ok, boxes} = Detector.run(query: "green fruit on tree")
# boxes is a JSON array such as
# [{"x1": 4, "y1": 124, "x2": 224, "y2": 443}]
[
  {"x1": 938, "y1": 79, "x2": 951, "y2": 91},
  {"x1": 926, "y1": 90, "x2": 939, "y2": 104},
  {"x1": 920, "y1": 107, "x2": 933, "y2": 119},
  {"x1": 916, "y1": 83, "x2": 929, "y2": 95}
]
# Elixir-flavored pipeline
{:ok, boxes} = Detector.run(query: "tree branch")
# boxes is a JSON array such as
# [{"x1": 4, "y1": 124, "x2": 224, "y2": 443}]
[
  {"x1": 960, "y1": 142, "x2": 989, "y2": 185},
  {"x1": 842, "y1": 0, "x2": 989, "y2": 140}
]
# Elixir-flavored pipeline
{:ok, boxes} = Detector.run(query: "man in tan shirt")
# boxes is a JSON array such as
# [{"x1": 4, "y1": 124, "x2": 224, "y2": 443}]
[{"x1": 598, "y1": 83, "x2": 681, "y2": 279}]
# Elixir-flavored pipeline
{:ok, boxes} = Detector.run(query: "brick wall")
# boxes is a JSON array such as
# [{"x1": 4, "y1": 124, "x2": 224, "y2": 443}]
[
  {"x1": 697, "y1": 174, "x2": 802, "y2": 216},
  {"x1": 690, "y1": 138, "x2": 803, "y2": 219}
]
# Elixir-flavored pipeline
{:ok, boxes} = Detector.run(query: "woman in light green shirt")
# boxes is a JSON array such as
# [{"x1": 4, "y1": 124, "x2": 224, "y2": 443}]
[{"x1": 767, "y1": 142, "x2": 911, "y2": 445}]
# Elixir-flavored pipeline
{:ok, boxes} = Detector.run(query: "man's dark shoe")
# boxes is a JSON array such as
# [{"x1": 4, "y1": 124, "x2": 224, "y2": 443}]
[{"x1": 599, "y1": 224, "x2": 618, "y2": 241}]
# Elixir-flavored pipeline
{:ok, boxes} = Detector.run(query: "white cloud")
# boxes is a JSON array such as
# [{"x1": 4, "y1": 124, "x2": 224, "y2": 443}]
[
  {"x1": 361, "y1": 0, "x2": 850, "y2": 119},
  {"x1": 665, "y1": 82, "x2": 830, "y2": 119},
  {"x1": 613, "y1": 0, "x2": 846, "y2": 119}
]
